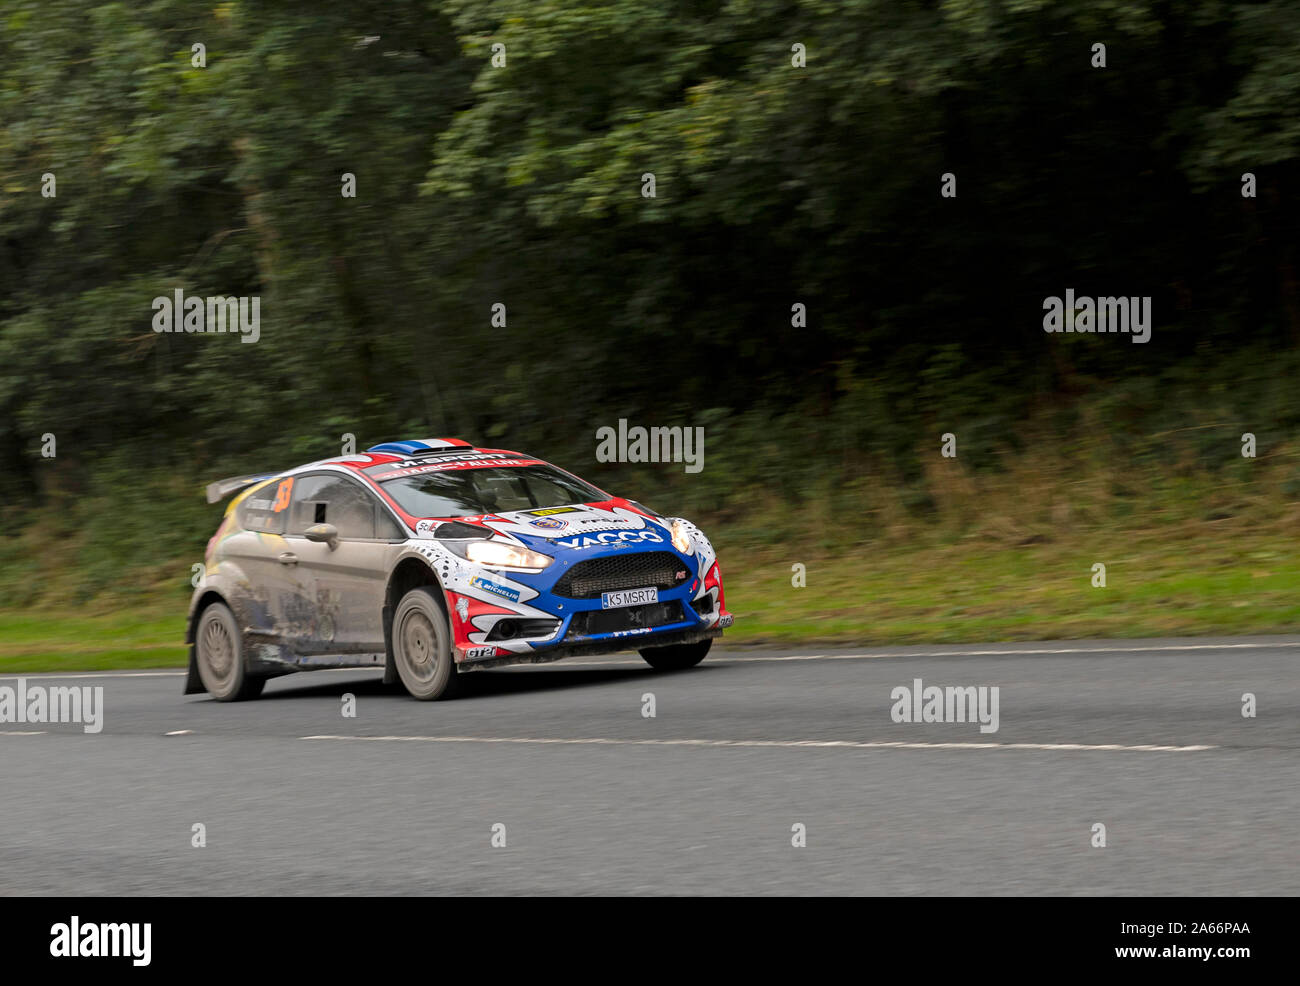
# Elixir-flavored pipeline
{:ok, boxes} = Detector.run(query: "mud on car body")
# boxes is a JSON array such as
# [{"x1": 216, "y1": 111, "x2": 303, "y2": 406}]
[{"x1": 186, "y1": 438, "x2": 732, "y2": 700}]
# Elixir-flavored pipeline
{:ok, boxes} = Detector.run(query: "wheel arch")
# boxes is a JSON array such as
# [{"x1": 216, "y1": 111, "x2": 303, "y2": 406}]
[
  {"x1": 184, "y1": 589, "x2": 234, "y2": 695},
  {"x1": 382, "y1": 556, "x2": 450, "y2": 684}
]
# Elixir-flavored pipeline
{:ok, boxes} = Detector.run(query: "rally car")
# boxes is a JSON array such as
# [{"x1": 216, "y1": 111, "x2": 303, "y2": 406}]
[{"x1": 186, "y1": 438, "x2": 731, "y2": 700}]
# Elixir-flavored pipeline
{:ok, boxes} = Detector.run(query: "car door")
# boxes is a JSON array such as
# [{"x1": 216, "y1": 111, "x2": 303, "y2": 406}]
[
  {"x1": 221, "y1": 479, "x2": 318, "y2": 656},
  {"x1": 282, "y1": 472, "x2": 404, "y2": 653}
]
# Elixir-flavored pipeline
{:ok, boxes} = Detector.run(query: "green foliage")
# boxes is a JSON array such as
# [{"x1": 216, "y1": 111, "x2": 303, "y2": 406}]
[{"x1": 2, "y1": 0, "x2": 1299, "y2": 603}]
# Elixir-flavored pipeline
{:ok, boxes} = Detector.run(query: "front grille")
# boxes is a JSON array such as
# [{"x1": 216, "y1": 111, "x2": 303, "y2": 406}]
[
  {"x1": 552, "y1": 551, "x2": 689, "y2": 598},
  {"x1": 569, "y1": 601, "x2": 685, "y2": 637}
]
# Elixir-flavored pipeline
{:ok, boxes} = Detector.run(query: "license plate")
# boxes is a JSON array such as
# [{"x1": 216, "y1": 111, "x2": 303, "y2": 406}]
[{"x1": 601, "y1": 587, "x2": 658, "y2": 609}]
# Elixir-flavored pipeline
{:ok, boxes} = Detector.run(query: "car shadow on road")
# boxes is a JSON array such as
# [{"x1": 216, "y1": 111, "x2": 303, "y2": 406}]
[{"x1": 259, "y1": 663, "x2": 725, "y2": 702}]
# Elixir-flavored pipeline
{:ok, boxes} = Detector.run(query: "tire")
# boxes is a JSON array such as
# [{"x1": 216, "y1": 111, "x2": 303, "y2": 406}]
[
  {"x1": 195, "y1": 601, "x2": 263, "y2": 701},
  {"x1": 391, "y1": 586, "x2": 460, "y2": 700},
  {"x1": 639, "y1": 638, "x2": 712, "y2": 671}
]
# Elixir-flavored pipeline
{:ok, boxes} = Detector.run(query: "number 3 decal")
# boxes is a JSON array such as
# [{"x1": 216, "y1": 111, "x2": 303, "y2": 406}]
[{"x1": 272, "y1": 477, "x2": 294, "y2": 513}]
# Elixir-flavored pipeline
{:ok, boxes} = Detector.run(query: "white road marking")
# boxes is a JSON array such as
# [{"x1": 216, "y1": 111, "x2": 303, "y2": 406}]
[
  {"x1": 0, "y1": 730, "x2": 46, "y2": 736},
  {"x1": 301, "y1": 734, "x2": 1215, "y2": 753},
  {"x1": 503, "y1": 641, "x2": 1300, "y2": 670},
  {"x1": 0, "y1": 671, "x2": 184, "y2": 682},
  {"x1": 165, "y1": 730, "x2": 194, "y2": 736},
  {"x1": 4, "y1": 639, "x2": 1298, "y2": 683},
  {"x1": 715, "y1": 642, "x2": 1300, "y2": 663},
  {"x1": 0, "y1": 666, "x2": 374, "y2": 683}
]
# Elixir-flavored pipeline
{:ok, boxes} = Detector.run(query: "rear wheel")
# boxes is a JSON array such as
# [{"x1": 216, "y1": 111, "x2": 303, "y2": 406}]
[
  {"x1": 639, "y1": 638, "x2": 712, "y2": 671},
  {"x1": 195, "y1": 601, "x2": 263, "y2": 701},
  {"x1": 391, "y1": 587, "x2": 460, "y2": 700}
]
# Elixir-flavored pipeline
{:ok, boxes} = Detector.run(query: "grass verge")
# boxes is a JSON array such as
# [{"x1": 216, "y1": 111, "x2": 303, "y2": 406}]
[{"x1": 1, "y1": 525, "x2": 1296, "y2": 673}]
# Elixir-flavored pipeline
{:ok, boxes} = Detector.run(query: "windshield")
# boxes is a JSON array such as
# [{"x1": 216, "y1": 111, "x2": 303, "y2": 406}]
[{"x1": 379, "y1": 464, "x2": 607, "y2": 518}]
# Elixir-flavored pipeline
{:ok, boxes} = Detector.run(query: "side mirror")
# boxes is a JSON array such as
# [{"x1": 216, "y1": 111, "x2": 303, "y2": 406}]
[{"x1": 304, "y1": 523, "x2": 339, "y2": 550}]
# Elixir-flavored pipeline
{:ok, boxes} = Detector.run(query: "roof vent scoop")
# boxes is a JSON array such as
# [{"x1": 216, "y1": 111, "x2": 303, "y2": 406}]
[{"x1": 366, "y1": 438, "x2": 474, "y2": 456}]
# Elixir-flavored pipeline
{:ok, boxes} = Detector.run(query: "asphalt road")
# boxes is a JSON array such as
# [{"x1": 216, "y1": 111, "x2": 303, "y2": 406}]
[{"x1": 3, "y1": 636, "x2": 1298, "y2": 895}]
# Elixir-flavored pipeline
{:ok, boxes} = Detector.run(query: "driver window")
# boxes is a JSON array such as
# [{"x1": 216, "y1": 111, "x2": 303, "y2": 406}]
[{"x1": 287, "y1": 474, "x2": 379, "y2": 539}]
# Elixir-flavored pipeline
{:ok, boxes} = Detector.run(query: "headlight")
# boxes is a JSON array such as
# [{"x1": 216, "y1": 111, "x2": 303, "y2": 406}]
[
  {"x1": 462, "y1": 540, "x2": 554, "y2": 573},
  {"x1": 669, "y1": 519, "x2": 694, "y2": 554}
]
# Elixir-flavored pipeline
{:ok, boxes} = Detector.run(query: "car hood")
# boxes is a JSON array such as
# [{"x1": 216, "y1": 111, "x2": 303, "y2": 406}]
[{"x1": 469, "y1": 501, "x2": 678, "y2": 558}]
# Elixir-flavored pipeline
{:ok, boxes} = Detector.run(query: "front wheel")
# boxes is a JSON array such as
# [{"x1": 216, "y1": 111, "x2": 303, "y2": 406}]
[
  {"x1": 391, "y1": 587, "x2": 460, "y2": 700},
  {"x1": 639, "y1": 638, "x2": 712, "y2": 671}
]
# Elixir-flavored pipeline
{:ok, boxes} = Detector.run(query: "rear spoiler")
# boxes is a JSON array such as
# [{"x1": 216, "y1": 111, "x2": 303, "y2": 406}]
[{"x1": 205, "y1": 473, "x2": 280, "y2": 504}]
